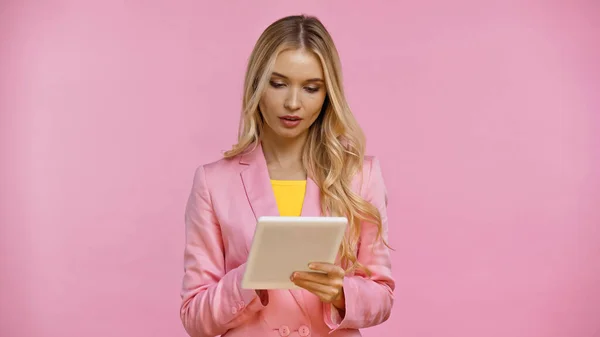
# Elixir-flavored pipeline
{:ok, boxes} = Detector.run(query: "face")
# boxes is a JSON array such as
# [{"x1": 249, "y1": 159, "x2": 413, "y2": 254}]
[{"x1": 258, "y1": 49, "x2": 327, "y2": 141}]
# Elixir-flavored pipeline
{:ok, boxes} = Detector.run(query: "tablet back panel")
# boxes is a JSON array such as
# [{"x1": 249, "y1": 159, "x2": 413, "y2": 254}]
[{"x1": 242, "y1": 216, "x2": 347, "y2": 289}]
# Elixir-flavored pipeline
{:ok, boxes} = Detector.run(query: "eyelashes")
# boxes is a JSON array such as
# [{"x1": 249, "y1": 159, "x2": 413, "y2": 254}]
[
  {"x1": 269, "y1": 80, "x2": 321, "y2": 93},
  {"x1": 269, "y1": 81, "x2": 285, "y2": 88}
]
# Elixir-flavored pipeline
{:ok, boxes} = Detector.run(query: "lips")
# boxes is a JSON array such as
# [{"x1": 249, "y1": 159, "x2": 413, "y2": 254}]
[
  {"x1": 279, "y1": 115, "x2": 302, "y2": 128},
  {"x1": 280, "y1": 115, "x2": 302, "y2": 121}
]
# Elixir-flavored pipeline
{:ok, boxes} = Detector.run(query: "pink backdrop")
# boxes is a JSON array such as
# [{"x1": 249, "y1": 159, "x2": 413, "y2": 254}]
[{"x1": 1, "y1": 1, "x2": 599, "y2": 337}]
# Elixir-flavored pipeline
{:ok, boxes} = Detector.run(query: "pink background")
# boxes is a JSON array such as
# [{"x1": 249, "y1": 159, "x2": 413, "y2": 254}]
[{"x1": 1, "y1": 1, "x2": 599, "y2": 337}]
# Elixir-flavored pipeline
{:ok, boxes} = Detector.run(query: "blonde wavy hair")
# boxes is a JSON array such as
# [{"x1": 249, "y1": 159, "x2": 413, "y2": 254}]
[{"x1": 224, "y1": 14, "x2": 389, "y2": 275}]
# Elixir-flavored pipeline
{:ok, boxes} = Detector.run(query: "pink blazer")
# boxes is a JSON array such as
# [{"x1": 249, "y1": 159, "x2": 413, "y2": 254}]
[{"x1": 180, "y1": 143, "x2": 395, "y2": 337}]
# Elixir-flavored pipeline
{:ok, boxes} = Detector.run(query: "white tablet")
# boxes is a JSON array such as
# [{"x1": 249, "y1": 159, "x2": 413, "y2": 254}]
[{"x1": 241, "y1": 216, "x2": 347, "y2": 290}]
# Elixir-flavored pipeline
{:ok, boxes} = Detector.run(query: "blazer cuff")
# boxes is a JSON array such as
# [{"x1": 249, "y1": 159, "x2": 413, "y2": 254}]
[
  {"x1": 234, "y1": 264, "x2": 266, "y2": 314},
  {"x1": 324, "y1": 276, "x2": 357, "y2": 332}
]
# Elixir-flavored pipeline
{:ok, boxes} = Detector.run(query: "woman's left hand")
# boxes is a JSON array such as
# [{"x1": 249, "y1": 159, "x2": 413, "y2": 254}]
[{"x1": 290, "y1": 262, "x2": 346, "y2": 310}]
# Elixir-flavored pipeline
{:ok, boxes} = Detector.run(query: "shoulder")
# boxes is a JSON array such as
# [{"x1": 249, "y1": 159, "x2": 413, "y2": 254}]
[
  {"x1": 362, "y1": 155, "x2": 379, "y2": 175},
  {"x1": 202, "y1": 155, "x2": 239, "y2": 176},
  {"x1": 355, "y1": 155, "x2": 387, "y2": 203},
  {"x1": 358, "y1": 155, "x2": 383, "y2": 185},
  {"x1": 189, "y1": 155, "x2": 241, "y2": 191}
]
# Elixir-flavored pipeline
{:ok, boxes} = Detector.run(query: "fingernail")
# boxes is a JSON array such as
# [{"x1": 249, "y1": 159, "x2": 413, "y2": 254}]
[{"x1": 308, "y1": 263, "x2": 314, "y2": 268}]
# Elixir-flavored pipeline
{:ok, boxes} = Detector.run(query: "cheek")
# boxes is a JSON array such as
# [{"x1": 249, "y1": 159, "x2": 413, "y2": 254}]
[
  {"x1": 260, "y1": 90, "x2": 284, "y2": 118},
  {"x1": 306, "y1": 95, "x2": 327, "y2": 119}
]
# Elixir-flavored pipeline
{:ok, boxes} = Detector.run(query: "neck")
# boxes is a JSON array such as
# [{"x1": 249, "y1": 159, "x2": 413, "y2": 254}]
[{"x1": 261, "y1": 130, "x2": 307, "y2": 169}]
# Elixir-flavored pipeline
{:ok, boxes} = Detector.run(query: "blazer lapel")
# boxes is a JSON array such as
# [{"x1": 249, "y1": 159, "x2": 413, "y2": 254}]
[
  {"x1": 300, "y1": 177, "x2": 321, "y2": 217},
  {"x1": 239, "y1": 142, "x2": 324, "y2": 314},
  {"x1": 239, "y1": 142, "x2": 322, "y2": 219},
  {"x1": 239, "y1": 143, "x2": 280, "y2": 220}
]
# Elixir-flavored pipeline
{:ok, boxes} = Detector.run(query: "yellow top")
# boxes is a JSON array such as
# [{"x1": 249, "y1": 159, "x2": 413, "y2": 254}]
[{"x1": 270, "y1": 180, "x2": 306, "y2": 216}]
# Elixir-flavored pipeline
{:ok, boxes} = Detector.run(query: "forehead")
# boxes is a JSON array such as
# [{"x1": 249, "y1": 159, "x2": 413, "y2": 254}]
[{"x1": 272, "y1": 49, "x2": 324, "y2": 80}]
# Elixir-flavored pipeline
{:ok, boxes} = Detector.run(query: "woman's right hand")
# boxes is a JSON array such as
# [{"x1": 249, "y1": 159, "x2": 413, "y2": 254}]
[{"x1": 255, "y1": 289, "x2": 269, "y2": 305}]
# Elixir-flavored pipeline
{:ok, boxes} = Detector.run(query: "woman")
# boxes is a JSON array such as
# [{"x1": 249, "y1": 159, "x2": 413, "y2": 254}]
[{"x1": 180, "y1": 14, "x2": 394, "y2": 337}]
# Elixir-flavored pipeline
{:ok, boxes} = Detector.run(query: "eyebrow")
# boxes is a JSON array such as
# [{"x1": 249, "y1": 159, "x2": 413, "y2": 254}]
[{"x1": 271, "y1": 72, "x2": 324, "y2": 83}]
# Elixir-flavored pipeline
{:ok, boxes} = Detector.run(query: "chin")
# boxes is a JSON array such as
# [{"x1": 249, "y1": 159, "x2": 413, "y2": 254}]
[{"x1": 275, "y1": 128, "x2": 308, "y2": 140}]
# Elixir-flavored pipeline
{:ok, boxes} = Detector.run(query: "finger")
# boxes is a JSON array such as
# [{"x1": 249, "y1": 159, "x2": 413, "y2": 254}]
[
  {"x1": 308, "y1": 262, "x2": 345, "y2": 278},
  {"x1": 310, "y1": 290, "x2": 337, "y2": 303},
  {"x1": 291, "y1": 271, "x2": 338, "y2": 286},
  {"x1": 292, "y1": 279, "x2": 339, "y2": 302}
]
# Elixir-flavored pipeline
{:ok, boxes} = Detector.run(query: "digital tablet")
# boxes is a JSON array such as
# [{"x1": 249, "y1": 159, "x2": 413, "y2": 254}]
[{"x1": 241, "y1": 216, "x2": 347, "y2": 290}]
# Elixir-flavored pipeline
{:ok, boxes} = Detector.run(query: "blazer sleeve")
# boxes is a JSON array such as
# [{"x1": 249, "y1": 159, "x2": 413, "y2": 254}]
[
  {"x1": 323, "y1": 156, "x2": 395, "y2": 332},
  {"x1": 180, "y1": 165, "x2": 266, "y2": 337}
]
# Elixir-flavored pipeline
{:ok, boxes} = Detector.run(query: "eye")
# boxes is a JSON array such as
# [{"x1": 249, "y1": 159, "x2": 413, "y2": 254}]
[
  {"x1": 305, "y1": 86, "x2": 321, "y2": 93},
  {"x1": 269, "y1": 80, "x2": 286, "y2": 88}
]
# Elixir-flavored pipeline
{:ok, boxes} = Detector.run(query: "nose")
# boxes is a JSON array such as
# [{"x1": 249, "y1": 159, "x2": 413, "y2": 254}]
[{"x1": 284, "y1": 88, "x2": 301, "y2": 111}]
